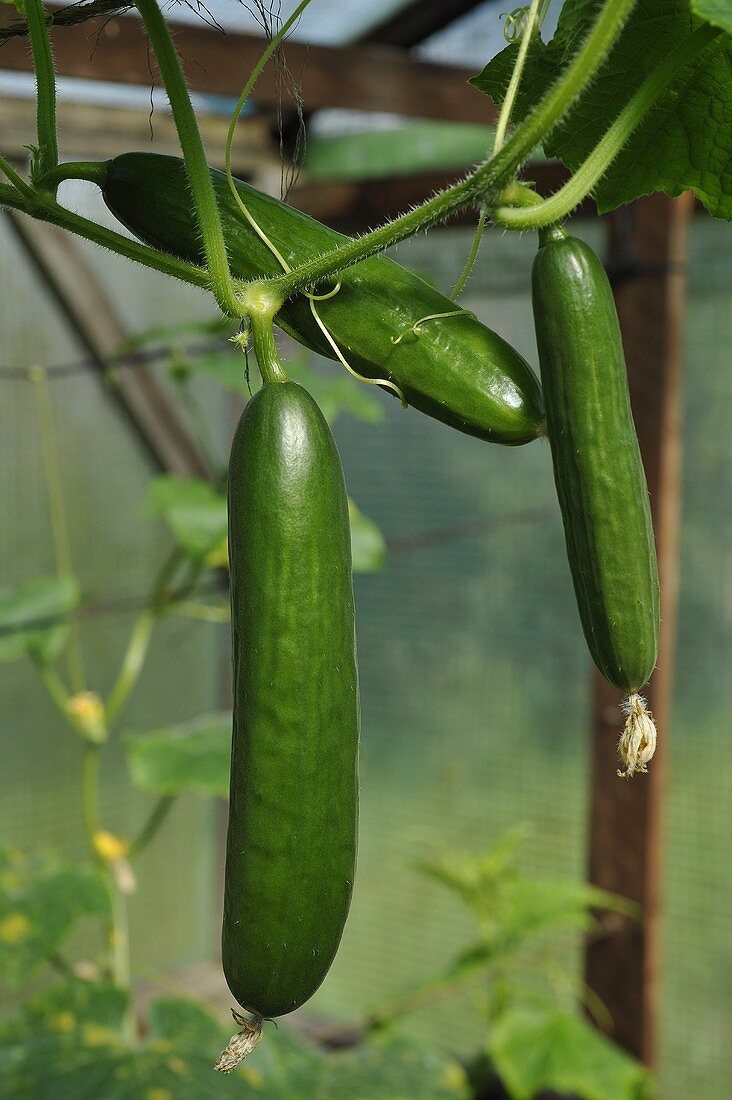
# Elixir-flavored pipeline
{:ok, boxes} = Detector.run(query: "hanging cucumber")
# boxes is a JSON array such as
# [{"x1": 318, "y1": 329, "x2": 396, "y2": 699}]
[
  {"x1": 99, "y1": 152, "x2": 544, "y2": 445},
  {"x1": 219, "y1": 331, "x2": 358, "y2": 1055},
  {"x1": 531, "y1": 226, "x2": 659, "y2": 777}
]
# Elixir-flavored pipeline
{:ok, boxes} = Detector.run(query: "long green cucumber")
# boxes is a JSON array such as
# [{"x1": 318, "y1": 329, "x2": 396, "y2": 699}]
[
  {"x1": 224, "y1": 380, "x2": 359, "y2": 1019},
  {"x1": 100, "y1": 152, "x2": 543, "y2": 445},
  {"x1": 531, "y1": 228, "x2": 659, "y2": 773}
]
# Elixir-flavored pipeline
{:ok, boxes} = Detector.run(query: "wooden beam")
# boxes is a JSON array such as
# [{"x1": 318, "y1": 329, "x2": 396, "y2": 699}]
[
  {"x1": 0, "y1": 95, "x2": 273, "y2": 172},
  {"x1": 0, "y1": 12, "x2": 496, "y2": 125},
  {"x1": 362, "y1": 0, "x2": 486, "y2": 47},
  {"x1": 585, "y1": 191, "x2": 693, "y2": 1065},
  {"x1": 6, "y1": 213, "x2": 210, "y2": 478}
]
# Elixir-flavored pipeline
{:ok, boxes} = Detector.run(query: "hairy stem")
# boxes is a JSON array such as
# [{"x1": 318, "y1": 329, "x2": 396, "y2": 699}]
[
  {"x1": 0, "y1": 184, "x2": 214, "y2": 289},
  {"x1": 250, "y1": 309, "x2": 288, "y2": 384},
  {"x1": 136, "y1": 0, "x2": 241, "y2": 316},
  {"x1": 25, "y1": 0, "x2": 59, "y2": 191},
  {"x1": 262, "y1": 0, "x2": 637, "y2": 301},
  {"x1": 493, "y1": 23, "x2": 721, "y2": 230},
  {"x1": 0, "y1": 155, "x2": 36, "y2": 200},
  {"x1": 39, "y1": 160, "x2": 109, "y2": 190}
]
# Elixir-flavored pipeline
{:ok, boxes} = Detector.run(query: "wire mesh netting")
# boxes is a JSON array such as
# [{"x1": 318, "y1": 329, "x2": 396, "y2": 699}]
[{"x1": 0, "y1": 198, "x2": 729, "y2": 1098}]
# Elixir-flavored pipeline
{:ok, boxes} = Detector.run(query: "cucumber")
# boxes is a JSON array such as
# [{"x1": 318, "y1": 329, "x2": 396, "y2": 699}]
[
  {"x1": 101, "y1": 152, "x2": 544, "y2": 445},
  {"x1": 224, "y1": 380, "x2": 359, "y2": 1018},
  {"x1": 531, "y1": 226, "x2": 660, "y2": 697}
]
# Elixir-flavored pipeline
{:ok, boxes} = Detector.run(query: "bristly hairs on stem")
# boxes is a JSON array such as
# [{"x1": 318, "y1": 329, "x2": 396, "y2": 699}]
[
  {"x1": 451, "y1": 0, "x2": 543, "y2": 301},
  {"x1": 25, "y1": 0, "x2": 59, "y2": 192}
]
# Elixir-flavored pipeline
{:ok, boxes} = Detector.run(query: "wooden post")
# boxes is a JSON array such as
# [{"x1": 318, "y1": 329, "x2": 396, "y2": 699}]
[{"x1": 585, "y1": 192, "x2": 694, "y2": 1065}]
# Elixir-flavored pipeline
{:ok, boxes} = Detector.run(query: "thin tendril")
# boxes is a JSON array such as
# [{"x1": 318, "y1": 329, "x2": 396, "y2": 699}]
[
  {"x1": 308, "y1": 297, "x2": 407, "y2": 407},
  {"x1": 450, "y1": 206, "x2": 488, "y2": 301},
  {"x1": 391, "y1": 310, "x2": 476, "y2": 345}
]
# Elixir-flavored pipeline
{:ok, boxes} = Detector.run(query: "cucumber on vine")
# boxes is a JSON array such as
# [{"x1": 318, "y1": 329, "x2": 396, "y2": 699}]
[
  {"x1": 531, "y1": 226, "x2": 660, "y2": 777},
  {"x1": 100, "y1": 153, "x2": 544, "y2": 446},
  {"x1": 222, "y1": 374, "x2": 359, "y2": 1029}
]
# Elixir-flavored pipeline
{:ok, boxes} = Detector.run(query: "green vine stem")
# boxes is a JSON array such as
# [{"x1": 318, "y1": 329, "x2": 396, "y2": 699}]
[
  {"x1": 249, "y1": 308, "x2": 288, "y2": 384},
  {"x1": 492, "y1": 22, "x2": 721, "y2": 230},
  {"x1": 450, "y1": 205, "x2": 487, "y2": 301},
  {"x1": 82, "y1": 745, "x2": 102, "y2": 849},
  {"x1": 25, "y1": 0, "x2": 59, "y2": 192},
  {"x1": 0, "y1": 182, "x2": 215, "y2": 290},
  {"x1": 135, "y1": 0, "x2": 242, "y2": 316},
  {"x1": 450, "y1": 0, "x2": 540, "y2": 302},
  {"x1": 258, "y1": 0, "x2": 637, "y2": 304},
  {"x1": 130, "y1": 795, "x2": 175, "y2": 857},
  {"x1": 39, "y1": 160, "x2": 108, "y2": 190},
  {"x1": 30, "y1": 366, "x2": 86, "y2": 693},
  {"x1": 492, "y1": 0, "x2": 543, "y2": 155},
  {"x1": 0, "y1": 154, "x2": 37, "y2": 200},
  {"x1": 105, "y1": 609, "x2": 155, "y2": 723}
]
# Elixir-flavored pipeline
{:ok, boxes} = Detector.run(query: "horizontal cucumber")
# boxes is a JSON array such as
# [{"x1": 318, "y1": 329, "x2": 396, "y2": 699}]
[
  {"x1": 531, "y1": 227, "x2": 659, "y2": 775},
  {"x1": 223, "y1": 380, "x2": 359, "y2": 1020},
  {"x1": 100, "y1": 152, "x2": 544, "y2": 445}
]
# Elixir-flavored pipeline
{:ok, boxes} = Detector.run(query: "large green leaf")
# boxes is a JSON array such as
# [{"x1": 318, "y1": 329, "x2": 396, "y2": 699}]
[
  {"x1": 490, "y1": 1007, "x2": 652, "y2": 1100},
  {"x1": 0, "y1": 574, "x2": 81, "y2": 663},
  {"x1": 692, "y1": 0, "x2": 732, "y2": 32},
  {"x1": 0, "y1": 848, "x2": 108, "y2": 986},
  {"x1": 472, "y1": 0, "x2": 732, "y2": 218},
  {"x1": 0, "y1": 982, "x2": 468, "y2": 1099},
  {"x1": 125, "y1": 712, "x2": 231, "y2": 797},
  {"x1": 145, "y1": 475, "x2": 227, "y2": 561}
]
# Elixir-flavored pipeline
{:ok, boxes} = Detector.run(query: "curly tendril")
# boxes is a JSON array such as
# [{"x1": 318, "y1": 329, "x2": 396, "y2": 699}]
[{"x1": 391, "y1": 310, "x2": 477, "y2": 346}]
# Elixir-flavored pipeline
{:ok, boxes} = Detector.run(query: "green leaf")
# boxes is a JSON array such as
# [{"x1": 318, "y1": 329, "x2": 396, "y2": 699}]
[
  {"x1": 473, "y1": 0, "x2": 732, "y2": 219},
  {"x1": 349, "y1": 500, "x2": 387, "y2": 573},
  {"x1": 0, "y1": 848, "x2": 109, "y2": 986},
  {"x1": 125, "y1": 712, "x2": 231, "y2": 797},
  {"x1": 692, "y1": 0, "x2": 732, "y2": 32},
  {"x1": 145, "y1": 475, "x2": 227, "y2": 562},
  {"x1": 0, "y1": 574, "x2": 81, "y2": 663},
  {"x1": 490, "y1": 1007, "x2": 652, "y2": 1100}
]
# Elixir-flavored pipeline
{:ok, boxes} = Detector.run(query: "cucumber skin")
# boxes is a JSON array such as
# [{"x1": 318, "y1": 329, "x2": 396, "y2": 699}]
[
  {"x1": 531, "y1": 234, "x2": 659, "y2": 692},
  {"x1": 224, "y1": 382, "x2": 359, "y2": 1018},
  {"x1": 102, "y1": 152, "x2": 544, "y2": 446}
]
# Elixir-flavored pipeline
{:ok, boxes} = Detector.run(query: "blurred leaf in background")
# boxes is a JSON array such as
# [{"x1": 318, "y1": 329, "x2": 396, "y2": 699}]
[
  {"x1": 0, "y1": 848, "x2": 108, "y2": 987},
  {"x1": 490, "y1": 1007, "x2": 652, "y2": 1100},
  {"x1": 125, "y1": 712, "x2": 231, "y2": 799},
  {"x1": 0, "y1": 574, "x2": 81, "y2": 663},
  {"x1": 0, "y1": 980, "x2": 469, "y2": 1099}
]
